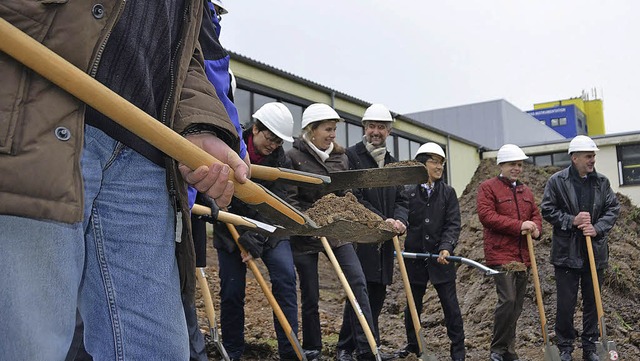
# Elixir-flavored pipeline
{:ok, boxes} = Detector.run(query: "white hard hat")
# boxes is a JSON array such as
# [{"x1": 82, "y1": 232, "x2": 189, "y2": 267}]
[
  {"x1": 362, "y1": 103, "x2": 393, "y2": 123},
  {"x1": 301, "y1": 103, "x2": 342, "y2": 129},
  {"x1": 211, "y1": 0, "x2": 228, "y2": 14},
  {"x1": 568, "y1": 135, "x2": 599, "y2": 154},
  {"x1": 252, "y1": 102, "x2": 294, "y2": 143},
  {"x1": 496, "y1": 144, "x2": 528, "y2": 164},
  {"x1": 415, "y1": 142, "x2": 445, "y2": 159}
]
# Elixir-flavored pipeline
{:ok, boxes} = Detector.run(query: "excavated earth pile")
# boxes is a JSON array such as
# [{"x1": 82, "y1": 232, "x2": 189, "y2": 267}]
[{"x1": 198, "y1": 159, "x2": 640, "y2": 360}]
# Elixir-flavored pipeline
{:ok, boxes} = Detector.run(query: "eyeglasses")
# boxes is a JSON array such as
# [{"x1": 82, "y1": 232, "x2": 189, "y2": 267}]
[
  {"x1": 261, "y1": 131, "x2": 283, "y2": 146},
  {"x1": 426, "y1": 159, "x2": 446, "y2": 167}
]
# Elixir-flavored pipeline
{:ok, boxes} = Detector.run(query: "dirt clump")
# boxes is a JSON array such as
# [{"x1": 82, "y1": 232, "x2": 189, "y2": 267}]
[
  {"x1": 306, "y1": 192, "x2": 392, "y2": 232},
  {"x1": 198, "y1": 159, "x2": 640, "y2": 360},
  {"x1": 385, "y1": 160, "x2": 425, "y2": 168}
]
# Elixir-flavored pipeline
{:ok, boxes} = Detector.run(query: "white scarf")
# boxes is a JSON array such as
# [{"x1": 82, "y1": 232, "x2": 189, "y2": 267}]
[
  {"x1": 303, "y1": 133, "x2": 334, "y2": 162},
  {"x1": 364, "y1": 136, "x2": 386, "y2": 168}
]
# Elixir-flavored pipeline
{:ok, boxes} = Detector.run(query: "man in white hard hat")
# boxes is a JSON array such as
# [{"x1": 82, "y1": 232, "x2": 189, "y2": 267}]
[
  {"x1": 396, "y1": 143, "x2": 466, "y2": 361},
  {"x1": 477, "y1": 144, "x2": 542, "y2": 361},
  {"x1": 541, "y1": 136, "x2": 620, "y2": 361},
  {"x1": 337, "y1": 103, "x2": 408, "y2": 361}
]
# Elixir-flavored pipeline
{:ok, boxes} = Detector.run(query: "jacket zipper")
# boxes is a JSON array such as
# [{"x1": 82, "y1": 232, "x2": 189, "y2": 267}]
[{"x1": 89, "y1": 1, "x2": 127, "y2": 78}]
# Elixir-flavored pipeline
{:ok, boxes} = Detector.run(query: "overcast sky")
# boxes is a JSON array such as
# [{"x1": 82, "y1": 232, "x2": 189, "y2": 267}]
[{"x1": 221, "y1": 0, "x2": 638, "y2": 135}]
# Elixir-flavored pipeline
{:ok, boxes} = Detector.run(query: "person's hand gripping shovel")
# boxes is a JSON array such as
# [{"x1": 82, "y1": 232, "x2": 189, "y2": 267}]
[
  {"x1": 0, "y1": 17, "x2": 315, "y2": 230},
  {"x1": 585, "y1": 235, "x2": 620, "y2": 361},
  {"x1": 392, "y1": 236, "x2": 438, "y2": 361},
  {"x1": 525, "y1": 232, "x2": 562, "y2": 361}
]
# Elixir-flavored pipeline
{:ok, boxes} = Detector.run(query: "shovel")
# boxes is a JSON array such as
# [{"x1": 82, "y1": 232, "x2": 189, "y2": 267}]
[
  {"x1": 585, "y1": 236, "x2": 619, "y2": 361},
  {"x1": 320, "y1": 237, "x2": 381, "y2": 361},
  {"x1": 0, "y1": 18, "x2": 311, "y2": 229},
  {"x1": 191, "y1": 204, "x2": 395, "y2": 243},
  {"x1": 525, "y1": 232, "x2": 562, "y2": 361},
  {"x1": 195, "y1": 268, "x2": 231, "y2": 361},
  {"x1": 392, "y1": 236, "x2": 438, "y2": 361},
  {"x1": 250, "y1": 164, "x2": 429, "y2": 192},
  {"x1": 397, "y1": 252, "x2": 502, "y2": 276},
  {"x1": 226, "y1": 223, "x2": 307, "y2": 361}
]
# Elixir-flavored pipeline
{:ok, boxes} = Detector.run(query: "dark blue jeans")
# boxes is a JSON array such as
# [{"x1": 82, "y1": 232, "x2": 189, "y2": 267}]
[{"x1": 218, "y1": 240, "x2": 298, "y2": 359}]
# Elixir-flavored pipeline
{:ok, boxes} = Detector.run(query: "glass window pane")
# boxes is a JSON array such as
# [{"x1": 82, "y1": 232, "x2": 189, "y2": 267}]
[
  {"x1": 397, "y1": 137, "x2": 410, "y2": 160},
  {"x1": 347, "y1": 123, "x2": 363, "y2": 147},
  {"x1": 553, "y1": 152, "x2": 571, "y2": 167},
  {"x1": 535, "y1": 154, "x2": 552, "y2": 166},
  {"x1": 410, "y1": 141, "x2": 421, "y2": 159},
  {"x1": 386, "y1": 135, "x2": 396, "y2": 159},
  {"x1": 282, "y1": 101, "x2": 303, "y2": 139},
  {"x1": 619, "y1": 144, "x2": 640, "y2": 185},
  {"x1": 234, "y1": 88, "x2": 251, "y2": 126},
  {"x1": 336, "y1": 121, "x2": 347, "y2": 148},
  {"x1": 252, "y1": 93, "x2": 276, "y2": 113}
]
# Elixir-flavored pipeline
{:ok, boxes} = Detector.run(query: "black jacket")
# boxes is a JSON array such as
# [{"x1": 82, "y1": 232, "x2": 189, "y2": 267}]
[
  {"x1": 346, "y1": 142, "x2": 408, "y2": 285},
  {"x1": 213, "y1": 132, "x2": 293, "y2": 256},
  {"x1": 541, "y1": 165, "x2": 620, "y2": 269},
  {"x1": 403, "y1": 181, "x2": 460, "y2": 285}
]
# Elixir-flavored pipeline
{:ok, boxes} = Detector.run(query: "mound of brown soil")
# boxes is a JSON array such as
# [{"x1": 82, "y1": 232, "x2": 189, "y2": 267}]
[{"x1": 198, "y1": 159, "x2": 640, "y2": 360}]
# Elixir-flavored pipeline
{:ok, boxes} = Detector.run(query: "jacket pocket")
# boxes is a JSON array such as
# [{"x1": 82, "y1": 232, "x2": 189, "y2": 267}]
[{"x1": 0, "y1": 2, "x2": 66, "y2": 154}]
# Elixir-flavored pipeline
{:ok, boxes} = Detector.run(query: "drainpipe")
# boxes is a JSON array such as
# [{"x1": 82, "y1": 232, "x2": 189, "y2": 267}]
[{"x1": 330, "y1": 91, "x2": 336, "y2": 108}]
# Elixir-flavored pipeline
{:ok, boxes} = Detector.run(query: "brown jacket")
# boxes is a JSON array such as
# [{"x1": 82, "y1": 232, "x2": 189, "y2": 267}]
[{"x1": 0, "y1": 0, "x2": 239, "y2": 295}]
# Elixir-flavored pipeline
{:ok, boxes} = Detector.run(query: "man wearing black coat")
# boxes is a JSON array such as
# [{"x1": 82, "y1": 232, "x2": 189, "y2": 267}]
[
  {"x1": 396, "y1": 143, "x2": 465, "y2": 361},
  {"x1": 336, "y1": 104, "x2": 408, "y2": 361}
]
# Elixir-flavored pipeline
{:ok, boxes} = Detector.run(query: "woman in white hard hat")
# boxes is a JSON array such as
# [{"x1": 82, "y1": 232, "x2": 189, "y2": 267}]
[
  {"x1": 396, "y1": 143, "x2": 466, "y2": 361},
  {"x1": 287, "y1": 103, "x2": 377, "y2": 361},
  {"x1": 212, "y1": 102, "x2": 300, "y2": 361},
  {"x1": 476, "y1": 144, "x2": 542, "y2": 361}
]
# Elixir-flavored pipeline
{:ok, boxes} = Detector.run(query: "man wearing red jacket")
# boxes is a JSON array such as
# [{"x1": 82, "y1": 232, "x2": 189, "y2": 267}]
[{"x1": 477, "y1": 144, "x2": 542, "y2": 361}]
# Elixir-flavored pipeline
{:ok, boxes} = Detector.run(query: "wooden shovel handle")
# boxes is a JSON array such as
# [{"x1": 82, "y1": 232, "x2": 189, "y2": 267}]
[
  {"x1": 0, "y1": 17, "x2": 303, "y2": 225},
  {"x1": 585, "y1": 235, "x2": 605, "y2": 337},
  {"x1": 526, "y1": 232, "x2": 549, "y2": 342},
  {"x1": 392, "y1": 236, "x2": 427, "y2": 355}
]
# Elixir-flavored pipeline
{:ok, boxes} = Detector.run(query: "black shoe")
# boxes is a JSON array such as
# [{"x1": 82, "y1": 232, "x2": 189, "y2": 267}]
[
  {"x1": 583, "y1": 351, "x2": 599, "y2": 361},
  {"x1": 305, "y1": 349, "x2": 322, "y2": 361},
  {"x1": 394, "y1": 345, "x2": 418, "y2": 359},
  {"x1": 559, "y1": 350, "x2": 573, "y2": 361},
  {"x1": 337, "y1": 349, "x2": 354, "y2": 361},
  {"x1": 379, "y1": 351, "x2": 396, "y2": 361},
  {"x1": 489, "y1": 352, "x2": 504, "y2": 361}
]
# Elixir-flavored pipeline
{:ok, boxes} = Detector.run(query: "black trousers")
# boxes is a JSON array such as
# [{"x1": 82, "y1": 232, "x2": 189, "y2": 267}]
[
  {"x1": 294, "y1": 244, "x2": 375, "y2": 356},
  {"x1": 403, "y1": 281, "x2": 465, "y2": 360},
  {"x1": 554, "y1": 265, "x2": 603, "y2": 353},
  {"x1": 490, "y1": 269, "x2": 527, "y2": 359},
  {"x1": 337, "y1": 282, "x2": 386, "y2": 351}
]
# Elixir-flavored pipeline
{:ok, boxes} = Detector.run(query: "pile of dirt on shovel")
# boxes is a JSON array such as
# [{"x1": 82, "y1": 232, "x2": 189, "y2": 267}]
[{"x1": 197, "y1": 159, "x2": 640, "y2": 360}]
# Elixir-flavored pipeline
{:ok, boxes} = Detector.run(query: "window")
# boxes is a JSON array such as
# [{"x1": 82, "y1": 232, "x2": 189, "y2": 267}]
[
  {"x1": 550, "y1": 117, "x2": 567, "y2": 127},
  {"x1": 335, "y1": 121, "x2": 347, "y2": 148},
  {"x1": 397, "y1": 137, "x2": 410, "y2": 161},
  {"x1": 552, "y1": 153, "x2": 571, "y2": 168},
  {"x1": 534, "y1": 154, "x2": 552, "y2": 166},
  {"x1": 386, "y1": 136, "x2": 397, "y2": 159},
  {"x1": 252, "y1": 93, "x2": 276, "y2": 112},
  {"x1": 618, "y1": 144, "x2": 640, "y2": 186},
  {"x1": 347, "y1": 123, "x2": 363, "y2": 147},
  {"x1": 409, "y1": 141, "x2": 422, "y2": 159},
  {"x1": 234, "y1": 88, "x2": 252, "y2": 126}
]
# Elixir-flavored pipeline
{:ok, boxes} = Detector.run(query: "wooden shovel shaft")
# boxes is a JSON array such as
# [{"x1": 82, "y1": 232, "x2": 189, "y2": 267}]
[
  {"x1": 226, "y1": 223, "x2": 306, "y2": 361},
  {"x1": 392, "y1": 236, "x2": 427, "y2": 355},
  {"x1": 320, "y1": 237, "x2": 379, "y2": 359},
  {"x1": 585, "y1": 235, "x2": 605, "y2": 338},
  {"x1": 0, "y1": 17, "x2": 303, "y2": 226},
  {"x1": 195, "y1": 268, "x2": 230, "y2": 361},
  {"x1": 526, "y1": 233, "x2": 550, "y2": 342}
]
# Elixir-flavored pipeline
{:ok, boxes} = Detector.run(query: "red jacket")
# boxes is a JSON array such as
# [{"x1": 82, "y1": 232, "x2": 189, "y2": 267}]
[{"x1": 477, "y1": 176, "x2": 542, "y2": 267}]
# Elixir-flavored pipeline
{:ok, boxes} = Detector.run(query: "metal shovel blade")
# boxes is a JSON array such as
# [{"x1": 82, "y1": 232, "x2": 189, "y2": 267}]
[
  {"x1": 251, "y1": 164, "x2": 429, "y2": 192},
  {"x1": 544, "y1": 343, "x2": 562, "y2": 361}
]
